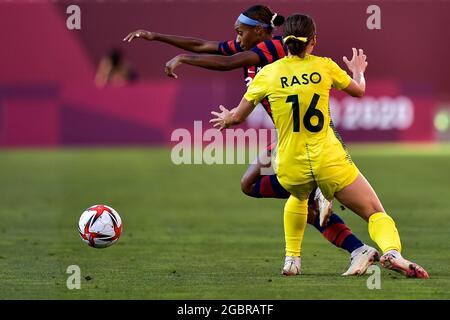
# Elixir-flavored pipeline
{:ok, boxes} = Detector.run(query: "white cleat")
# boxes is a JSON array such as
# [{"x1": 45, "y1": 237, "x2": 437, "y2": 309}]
[
  {"x1": 281, "y1": 256, "x2": 301, "y2": 276},
  {"x1": 380, "y1": 250, "x2": 430, "y2": 279},
  {"x1": 342, "y1": 245, "x2": 380, "y2": 276},
  {"x1": 314, "y1": 188, "x2": 333, "y2": 227}
]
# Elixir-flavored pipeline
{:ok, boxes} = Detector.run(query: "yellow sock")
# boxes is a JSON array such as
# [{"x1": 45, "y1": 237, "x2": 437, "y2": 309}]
[
  {"x1": 284, "y1": 195, "x2": 308, "y2": 257},
  {"x1": 368, "y1": 212, "x2": 402, "y2": 254}
]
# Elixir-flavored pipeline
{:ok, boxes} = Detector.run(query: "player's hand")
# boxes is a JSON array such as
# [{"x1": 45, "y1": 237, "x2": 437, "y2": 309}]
[
  {"x1": 165, "y1": 55, "x2": 184, "y2": 79},
  {"x1": 210, "y1": 105, "x2": 232, "y2": 131},
  {"x1": 343, "y1": 48, "x2": 368, "y2": 74},
  {"x1": 123, "y1": 30, "x2": 155, "y2": 42}
]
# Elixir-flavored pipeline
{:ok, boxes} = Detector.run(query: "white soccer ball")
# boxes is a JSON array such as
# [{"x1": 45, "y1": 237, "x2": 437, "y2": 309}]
[{"x1": 78, "y1": 204, "x2": 123, "y2": 248}]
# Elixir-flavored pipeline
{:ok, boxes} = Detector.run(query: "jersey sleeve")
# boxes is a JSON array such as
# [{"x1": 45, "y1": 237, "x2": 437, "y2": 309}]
[
  {"x1": 328, "y1": 59, "x2": 352, "y2": 90},
  {"x1": 251, "y1": 39, "x2": 285, "y2": 66},
  {"x1": 217, "y1": 40, "x2": 244, "y2": 56},
  {"x1": 243, "y1": 68, "x2": 269, "y2": 105}
]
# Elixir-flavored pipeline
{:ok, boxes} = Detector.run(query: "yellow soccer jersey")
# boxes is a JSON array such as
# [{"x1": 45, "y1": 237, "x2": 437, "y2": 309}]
[{"x1": 244, "y1": 54, "x2": 353, "y2": 188}]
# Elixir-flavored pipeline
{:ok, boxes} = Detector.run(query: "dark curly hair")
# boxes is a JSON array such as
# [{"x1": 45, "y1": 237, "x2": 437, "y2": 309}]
[{"x1": 242, "y1": 5, "x2": 285, "y2": 32}]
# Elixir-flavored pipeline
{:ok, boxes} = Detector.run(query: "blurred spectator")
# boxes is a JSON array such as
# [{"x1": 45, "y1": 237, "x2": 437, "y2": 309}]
[{"x1": 95, "y1": 48, "x2": 138, "y2": 88}]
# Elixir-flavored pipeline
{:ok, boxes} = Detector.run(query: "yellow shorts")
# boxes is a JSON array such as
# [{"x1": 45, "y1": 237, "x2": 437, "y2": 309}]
[{"x1": 277, "y1": 135, "x2": 359, "y2": 201}]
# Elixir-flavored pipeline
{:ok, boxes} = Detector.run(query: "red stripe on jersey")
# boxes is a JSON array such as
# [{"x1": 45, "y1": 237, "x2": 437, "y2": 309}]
[
  {"x1": 274, "y1": 41, "x2": 286, "y2": 59},
  {"x1": 257, "y1": 42, "x2": 274, "y2": 64},
  {"x1": 261, "y1": 98, "x2": 273, "y2": 118},
  {"x1": 229, "y1": 41, "x2": 237, "y2": 53},
  {"x1": 259, "y1": 176, "x2": 276, "y2": 198}
]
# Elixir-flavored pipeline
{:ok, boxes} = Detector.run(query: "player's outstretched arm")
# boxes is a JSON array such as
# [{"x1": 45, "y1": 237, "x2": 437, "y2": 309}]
[
  {"x1": 164, "y1": 51, "x2": 260, "y2": 78},
  {"x1": 210, "y1": 98, "x2": 256, "y2": 131},
  {"x1": 343, "y1": 48, "x2": 368, "y2": 98},
  {"x1": 123, "y1": 30, "x2": 220, "y2": 54}
]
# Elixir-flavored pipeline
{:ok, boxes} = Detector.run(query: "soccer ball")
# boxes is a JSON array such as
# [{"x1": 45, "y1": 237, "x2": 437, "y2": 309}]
[{"x1": 78, "y1": 204, "x2": 123, "y2": 248}]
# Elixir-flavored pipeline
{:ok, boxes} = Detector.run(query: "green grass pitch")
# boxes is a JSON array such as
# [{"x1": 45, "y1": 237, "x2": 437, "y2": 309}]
[{"x1": 0, "y1": 144, "x2": 449, "y2": 299}]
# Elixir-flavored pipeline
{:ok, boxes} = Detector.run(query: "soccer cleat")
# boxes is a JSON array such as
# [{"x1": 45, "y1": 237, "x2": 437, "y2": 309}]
[
  {"x1": 314, "y1": 188, "x2": 333, "y2": 227},
  {"x1": 342, "y1": 245, "x2": 380, "y2": 276},
  {"x1": 281, "y1": 256, "x2": 301, "y2": 276},
  {"x1": 380, "y1": 251, "x2": 430, "y2": 279}
]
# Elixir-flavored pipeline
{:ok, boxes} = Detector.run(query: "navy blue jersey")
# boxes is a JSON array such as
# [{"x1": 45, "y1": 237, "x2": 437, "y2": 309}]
[{"x1": 218, "y1": 36, "x2": 287, "y2": 119}]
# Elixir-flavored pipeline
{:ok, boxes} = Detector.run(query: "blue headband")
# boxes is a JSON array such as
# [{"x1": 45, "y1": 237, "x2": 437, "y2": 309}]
[{"x1": 238, "y1": 13, "x2": 270, "y2": 28}]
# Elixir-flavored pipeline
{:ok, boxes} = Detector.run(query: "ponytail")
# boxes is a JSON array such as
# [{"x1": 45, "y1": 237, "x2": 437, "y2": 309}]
[{"x1": 282, "y1": 14, "x2": 316, "y2": 56}]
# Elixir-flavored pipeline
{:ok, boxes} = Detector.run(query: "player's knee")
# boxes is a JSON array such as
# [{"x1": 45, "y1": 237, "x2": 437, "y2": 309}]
[{"x1": 240, "y1": 175, "x2": 254, "y2": 197}]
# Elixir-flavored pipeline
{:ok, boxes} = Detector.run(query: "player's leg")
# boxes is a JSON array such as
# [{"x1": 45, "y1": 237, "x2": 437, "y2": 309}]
[
  {"x1": 307, "y1": 188, "x2": 379, "y2": 276},
  {"x1": 240, "y1": 143, "x2": 289, "y2": 199},
  {"x1": 282, "y1": 195, "x2": 308, "y2": 276},
  {"x1": 242, "y1": 156, "x2": 368, "y2": 258},
  {"x1": 241, "y1": 160, "x2": 290, "y2": 198},
  {"x1": 308, "y1": 188, "x2": 363, "y2": 253},
  {"x1": 334, "y1": 173, "x2": 429, "y2": 279}
]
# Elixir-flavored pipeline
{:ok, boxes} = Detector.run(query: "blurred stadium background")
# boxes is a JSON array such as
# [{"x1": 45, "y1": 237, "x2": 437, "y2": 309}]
[
  {"x1": 1, "y1": 0, "x2": 450, "y2": 300},
  {"x1": 1, "y1": 0, "x2": 450, "y2": 145}
]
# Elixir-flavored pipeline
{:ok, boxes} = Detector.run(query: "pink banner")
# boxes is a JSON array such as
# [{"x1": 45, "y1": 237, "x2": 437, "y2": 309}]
[
  {"x1": 0, "y1": 1, "x2": 442, "y2": 147},
  {"x1": 0, "y1": 80, "x2": 436, "y2": 147}
]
